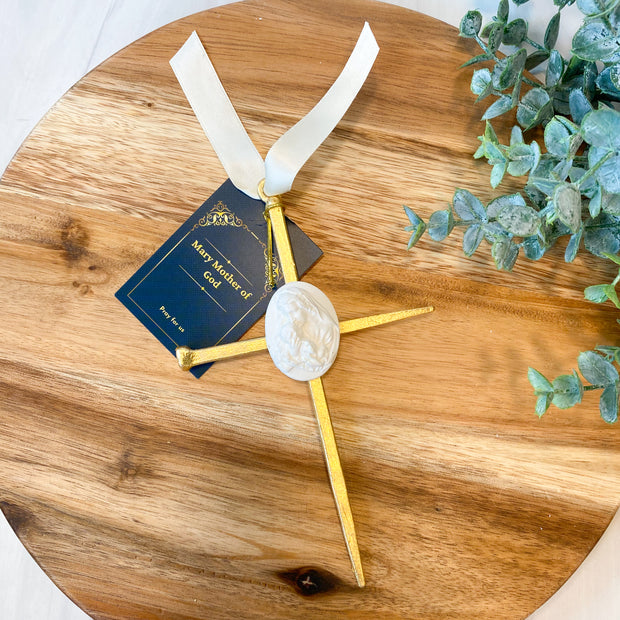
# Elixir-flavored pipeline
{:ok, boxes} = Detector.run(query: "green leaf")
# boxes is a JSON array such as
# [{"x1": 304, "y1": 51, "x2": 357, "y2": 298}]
[
  {"x1": 583, "y1": 284, "x2": 620, "y2": 308},
  {"x1": 553, "y1": 183, "x2": 583, "y2": 233},
  {"x1": 544, "y1": 12, "x2": 561, "y2": 50},
  {"x1": 586, "y1": 282, "x2": 619, "y2": 309},
  {"x1": 497, "y1": 0, "x2": 510, "y2": 22},
  {"x1": 492, "y1": 237, "x2": 520, "y2": 270},
  {"x1": 471, "y1": 68, "x2": 493, "y2": 98},
  {"x1": 485, "y1": 140, "x2": 506, "y2": 165},
  {"x1": 603, "y1": 251, "x2": 620, "y2": 266},
  {"x1": 530, "y1": 140, "x2": 542, "y2": 172},
  {"x1": 525, "y1": 184, "x2": 548, "y2": 210},
  {"x1": 491, "y1": 161, "x2": 508, "y2": 187},
  {"x1": 498, "y1": 49, "x2": 527, "y2": 90},
  {"x1": 568, "y1": 133, "x2": 584, "y2": 159},
  {"x1": 517, "y1": 88, "x2": 554, "y2": 130},
  {"x1": 453, "y1": 189, "x2": 487, "y2": 222},
  {"x1": 579, "y1": 350, "x2": 619, "y2": 385},
  {"x1": 529, "y1": 367, "x2": 554, "y2": 394},
  {"x1": 460, "y1": 53, "x2": 494, "y2": 69},
  {"x1": 589, "y1": 145, "x2": 609, "y2": 169},
  {"x1": 481, "y1": 22, "x2": 496, "y2": 38},
  {"x1": 536, "y1": 393, "x2": 553, "y2": 417},
  {"x1": 604, "y1": 284, "x2": 620, "y2": 308},
  {"x1": 428, "y1": 210, "x2": 454, "y2": 241},
  {"x1": 572, "y1": 19, "x2": 620, "y2": 61},
  {"x1": 529, "y1": 368, "x2": 554, "y2": 417},
  {"x1": 552, "y1": 86, "x2": 573, "y2": 116},
  {"x1": 525, "y1": 50, "x2": 550, "y2": 71},
  {"x1": 596, "y1": 66, "x2": 620, "y2": 97},
  {"x1": 544, "y1": 117, "x2": 571, "y2": 158},
  {"x1": 511, "y1": 126, "x2": 524, "y2": 146},
  {"x1": 485, "y1": 120, "x2": 499, "y2": 144},
  {"x1": 584, "y1": 213, "x2": 620, "y2": 257},
  {"x1": 589, "y1": 186, "x2": 602, "y2": 217},
  {"x1": 483, "y1": 95, "x2": 514, "y2": 120},
  {"x1": 546, "y1": 50, "x2": 564, "y2": 88},
  {"x1": 564, "y1": 55, "x2": 588, "y2": 81},
  {"x1": 503, "y1": 18, "x2": 528, "y2": 46},
  {"x1": 570, "y1": 166, "x2": 588, "y2": 191},
  {"x1": 597, "y1": 155, "x2": 620, "y2": 194},
  {"x1": 523, "y1": 235, "x2": 546, "y2": 260},
  {"x1": 610, "y1": 64, "x2": 620, "y2": 90},
  {"x1": 570, "y1": 167, "x2": 593, "y2": 194},
  {"x1": 569, "y1": 89, "x2": 593, "y2": 125},
  {"x1": 486, "y1": 193, "x2": 526, "y2": 218},
  {"x1": 487, "y1": 22, "x2": 504, "y2": 53},
  {"x1": 553, "y1": 159, "x2": 573, "y2": 183},
  {"x1": 513, "y1": 0, "x2": 530, "y2": 4},
  {"x1": 483, "y1": 222, "x2": 509, "y2": 243},
  {"x1": 507, "y1": 143, "x2": 537, "y2": 176},
  {"x1": 565, "y1": 227, "x2": 583, "y2": 262},
  {"x1": 463, "y1": 224, "x2": 485, "y2": 256},
  {"x1": 602, "y1": 190, "x2": 620, "y2": 216},
  {"x1": 529, "y1": 159, "x2": 562, "y2": 197},
  {"x1": 558, "y1": 114, "x2": 581, "y2": 135},
  {"x1": 577, "y1": 0, "x2": 617, "y2": 16},
  {"x1": 460, "y1": 10, "x2": 483, "y2": 37},
  {"x1": 583, "y1": 61, "x2": 599, "y2": 100},
  {"x1": 596, "y1": 345, "x2": 620, "y2": 363},
  {"x1": 600, "y1": 383, "x2": 618, "y2": 423},
  {"x1": 404, "y1": 206, "x2": 426, "y2": 249},
  {"x1": 585, "y1": 283, "x2": 611, "y2": 302},
  {"x1": 552, "y1": 373, "x2": 583, "y2": 408},
  {"x1": 496, "y1": 202, "x2": 541, "y2": 236}
]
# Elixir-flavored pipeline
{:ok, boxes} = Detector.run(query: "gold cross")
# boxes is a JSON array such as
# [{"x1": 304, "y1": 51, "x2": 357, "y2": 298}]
[{"x1": 176, "y1": 182, "x2": 433, "y2": 587}]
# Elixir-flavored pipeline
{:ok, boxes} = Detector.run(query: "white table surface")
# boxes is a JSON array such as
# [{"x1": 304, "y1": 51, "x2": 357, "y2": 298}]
[{"x1": 0, "y1": 1, "x2": 617, "y2": 618}]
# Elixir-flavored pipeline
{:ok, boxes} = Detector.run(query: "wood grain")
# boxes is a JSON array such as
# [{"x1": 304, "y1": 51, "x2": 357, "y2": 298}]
[{"x1": 0, "y1": 0, "x2": 618, "y2": 618}]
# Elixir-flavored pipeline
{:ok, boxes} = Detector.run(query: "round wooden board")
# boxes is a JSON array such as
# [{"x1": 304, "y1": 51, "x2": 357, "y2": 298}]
[{"x1": 0, "y1": 0, "x2": 618, "y2": 618}]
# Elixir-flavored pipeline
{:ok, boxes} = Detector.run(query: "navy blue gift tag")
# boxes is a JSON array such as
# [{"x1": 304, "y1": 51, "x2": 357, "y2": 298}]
[{"x1": 116, "y1": 179, "x2": 322, "y2": 377}]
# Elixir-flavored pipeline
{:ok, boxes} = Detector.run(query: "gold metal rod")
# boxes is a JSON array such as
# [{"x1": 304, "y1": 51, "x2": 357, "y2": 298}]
[
  {"x1": 267, "y1": 204, "x2": 298, "y2": 283},
  {"x1": 176, "y1": 338, "x2": 267, "y2": 370},
  {"x1": 176, "y1": 306, "x2": 434, "y2": 370},
  {"x1": 309, "y1": 377, "x2": 365, "y2": 588},
  {"x1": 260, "y1": 184, "x2": 364, "y2": 587},
  {"x1": 339, "y1": 305, "x2": 434, "y2": 334},
  {"x1": 258, "y1": 180, "x2": 298, "y2": 284}
]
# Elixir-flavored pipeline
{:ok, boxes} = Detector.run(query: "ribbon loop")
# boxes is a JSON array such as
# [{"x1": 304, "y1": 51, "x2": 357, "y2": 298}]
[
  {"x1": 170, "y1": 24, "x2": 379, "y2": 200},
  {"x1": 263, "y1": 22, "x2": 379, "y2": 196}
]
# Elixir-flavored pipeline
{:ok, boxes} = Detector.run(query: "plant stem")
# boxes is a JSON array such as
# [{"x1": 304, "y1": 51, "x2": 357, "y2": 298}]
[
  {"x1": 474, "y1": 34, "x2": 490, "y2": 54},
  {"x1": 525, "y1": 37, "x2": 546, "y2": 52},
  {"x1": 576, "y1": 151, "x2": 614, "y2": 188},
  {"x1": 591, "y1": 0, "x2": 620, "y2": 21}
]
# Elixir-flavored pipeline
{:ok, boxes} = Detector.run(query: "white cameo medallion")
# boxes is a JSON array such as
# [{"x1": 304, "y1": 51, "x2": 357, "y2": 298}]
[{"x1": 265, "y1": 282, "x2": 340, "y2": 381}]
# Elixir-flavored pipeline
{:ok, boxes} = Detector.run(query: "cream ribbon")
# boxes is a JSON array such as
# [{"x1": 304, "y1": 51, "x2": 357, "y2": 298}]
[{"x1": 169, "y1": 23, "x2": 379, "y2": 199}]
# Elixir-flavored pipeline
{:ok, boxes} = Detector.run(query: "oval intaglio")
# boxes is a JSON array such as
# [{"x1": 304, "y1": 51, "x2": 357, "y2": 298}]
[{"x1": 265, "y1": 282, "x2": 340, "y2": 381}]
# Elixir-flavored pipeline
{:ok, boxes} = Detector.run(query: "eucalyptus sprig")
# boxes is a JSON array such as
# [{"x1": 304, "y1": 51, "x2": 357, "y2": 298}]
[
  {"x1": 529, "y1": 347, "x2": 620, "y2": 422},
  {"x1": 404, "y1": 0, "x2": 620, "y2": 422},
  {"x1": 529, "y1": 252, "x2": 620, "y2": 422},
  {"x1": 584, "y1": 252, "x2": 620, "y2": 307}
]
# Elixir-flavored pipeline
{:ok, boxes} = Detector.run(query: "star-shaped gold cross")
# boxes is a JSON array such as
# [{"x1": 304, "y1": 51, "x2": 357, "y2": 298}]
[{"x1": 176, "y1": 183, "x2": 433, "y2": 587}]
